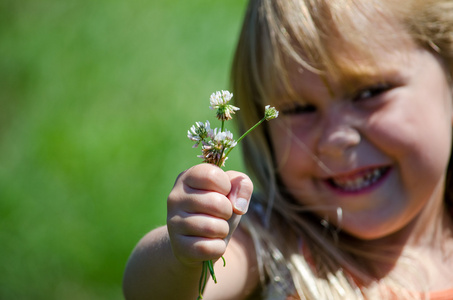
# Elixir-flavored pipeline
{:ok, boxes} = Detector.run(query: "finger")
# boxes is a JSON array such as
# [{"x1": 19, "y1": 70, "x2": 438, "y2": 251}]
[
  {"x1": 226, "y1": 171, "x2": 253, "y2": 215},
  {"x1": 183, "y1": 164, "x2": 231, "y2": 195},
  {"x1": 170, "y1": 213, "x2": 230, "y2": 239},
  {"x1": 168, "y1": 189, "x2": 233, "y2": 220},
  {"x1": 172, "y1": 235, "x2": 228, "y2": 264}
]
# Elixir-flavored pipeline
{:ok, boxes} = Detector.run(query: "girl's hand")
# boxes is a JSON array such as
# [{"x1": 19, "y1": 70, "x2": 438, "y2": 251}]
[{"x1": 167, "y1": 163, "x2": 253, "y2": 267}]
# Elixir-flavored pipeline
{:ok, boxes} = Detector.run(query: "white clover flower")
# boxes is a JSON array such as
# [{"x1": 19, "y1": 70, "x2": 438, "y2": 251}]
[
  {"x1": 187, "y1": 120, "x2": 211, "y2": 148},
  {"x1": 198, "y1": 142, "x2": 225, "y2": 166},
  {"x1": 209, "y1": 90, "x2": 239, "y2": 121},
  {"x1": 197, "y1": 128, "x2": 237, "y2": 166},
  {"x1": 264, "y1": 105, "x2": 279, "y2": 121},
  {"x1": 213, "y1": 130, "x2": 237, "y2": 148},
  {"x1": 209, "y1": 90, "x2": 233, "y2": 108}
]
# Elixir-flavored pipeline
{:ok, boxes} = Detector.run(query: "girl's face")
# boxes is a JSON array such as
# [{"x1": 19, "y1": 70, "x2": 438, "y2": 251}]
[{"x1": 269, "y1": 46, "x2": 453, "y2": 241}]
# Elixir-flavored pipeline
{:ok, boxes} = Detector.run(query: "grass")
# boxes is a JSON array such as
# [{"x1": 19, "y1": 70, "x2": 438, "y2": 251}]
[{"x1": 0, "y1": 0, "x2": 247, "y2": 299}]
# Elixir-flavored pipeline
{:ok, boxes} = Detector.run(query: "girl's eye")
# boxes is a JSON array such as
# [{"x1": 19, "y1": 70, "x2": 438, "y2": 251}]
[
  {"x1": 353, "y1": 84, "x2": 391, "y2": 102},
  {"x1": 281, "y1": 103, "x2": 316, "y2": 115}
]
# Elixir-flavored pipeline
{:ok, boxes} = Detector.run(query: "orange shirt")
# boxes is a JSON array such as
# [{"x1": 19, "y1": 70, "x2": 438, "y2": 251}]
[
  {"x1": 431, "y1": 288, "x2": 453, "y2": 300},
  {"x1": 285, "y1": 289, "x2": 453, "y2": 300},
  {"x1": 297, "y1": 239, "x2": 453, "y2": 300}
]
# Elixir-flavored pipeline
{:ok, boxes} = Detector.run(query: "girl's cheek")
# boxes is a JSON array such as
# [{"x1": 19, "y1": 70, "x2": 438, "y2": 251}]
[
  {"x1": 271, "y1": 121, "x2": 317, "y2": 170},
  {"x1": 380, "y1": 104, "x2": 424, "y2": 141}
]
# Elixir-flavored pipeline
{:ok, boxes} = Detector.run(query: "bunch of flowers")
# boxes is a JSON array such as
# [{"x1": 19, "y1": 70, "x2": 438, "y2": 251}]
[{"x1": 187, "y1": 90, "x2": 278, "y2": 299}]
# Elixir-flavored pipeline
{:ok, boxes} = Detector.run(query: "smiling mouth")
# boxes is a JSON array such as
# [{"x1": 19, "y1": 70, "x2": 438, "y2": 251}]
[{"x1": 326, "y1": 167, "x2": 391, "y2": 192}]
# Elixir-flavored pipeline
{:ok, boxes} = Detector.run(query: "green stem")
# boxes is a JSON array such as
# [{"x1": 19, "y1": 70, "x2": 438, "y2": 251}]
[
  {"x1": 216, "y1": 147, "x2": 226, "y2": 168},
  {"x1": 197, "y1": 261, "x2": 208, "y2": 300},
  {"x1": 197, "y1": 256, "x2": 226, "y2": 299},
  {"x1": 197, "y1": 262, "x2": 210, "y2": 300},
  {"x1": 207, "y1": 260, "x2": 217, "y2": 283},
  {"x1": 224, "y1": 117, "x2": 266, "y2": 158}
]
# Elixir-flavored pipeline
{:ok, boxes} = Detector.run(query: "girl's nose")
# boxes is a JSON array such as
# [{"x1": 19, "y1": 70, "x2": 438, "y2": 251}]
[{"x1": 316, "y1": 120, "x2": 361, "y2": 157}]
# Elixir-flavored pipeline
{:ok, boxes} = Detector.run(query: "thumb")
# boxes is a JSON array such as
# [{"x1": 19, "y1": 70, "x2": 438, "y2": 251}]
[
  {"x1": 226, "y1": 171, "x2": 253, "y2": 216},
  {"x1": 223, "y1": 171, "x2": 253, "y2": 244}
]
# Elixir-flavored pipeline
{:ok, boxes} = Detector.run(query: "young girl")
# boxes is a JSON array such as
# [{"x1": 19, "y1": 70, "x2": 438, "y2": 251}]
[{"x1": 123, "y1": 0, "x2": 453, "y2": 299}]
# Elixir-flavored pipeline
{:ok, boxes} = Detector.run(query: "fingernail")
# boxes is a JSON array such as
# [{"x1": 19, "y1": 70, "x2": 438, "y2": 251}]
[{"x1": 234, "y1": 198, "x2": 249, "y2": 214}]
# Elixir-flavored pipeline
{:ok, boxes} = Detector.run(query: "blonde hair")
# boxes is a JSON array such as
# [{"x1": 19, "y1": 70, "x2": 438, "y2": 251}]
[{"x1": 231, "y1": 0, "x2": 453, "y2": 298}]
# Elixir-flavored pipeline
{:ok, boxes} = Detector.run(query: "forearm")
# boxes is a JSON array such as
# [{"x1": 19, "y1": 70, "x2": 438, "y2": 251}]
[{"x1": 123, "y1": 226, "x2": 202, "y2": 300}]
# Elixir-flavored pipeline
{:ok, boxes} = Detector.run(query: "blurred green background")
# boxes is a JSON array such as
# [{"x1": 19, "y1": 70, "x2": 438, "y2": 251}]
[{"x1": 0, "y1": 1, "x2": 246, "y2": 299}]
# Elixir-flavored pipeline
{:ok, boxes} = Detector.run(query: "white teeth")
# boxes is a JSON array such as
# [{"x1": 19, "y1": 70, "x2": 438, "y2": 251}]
[{"x1": 330, "y1": 168, "x2": 385, "y2": 192}]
